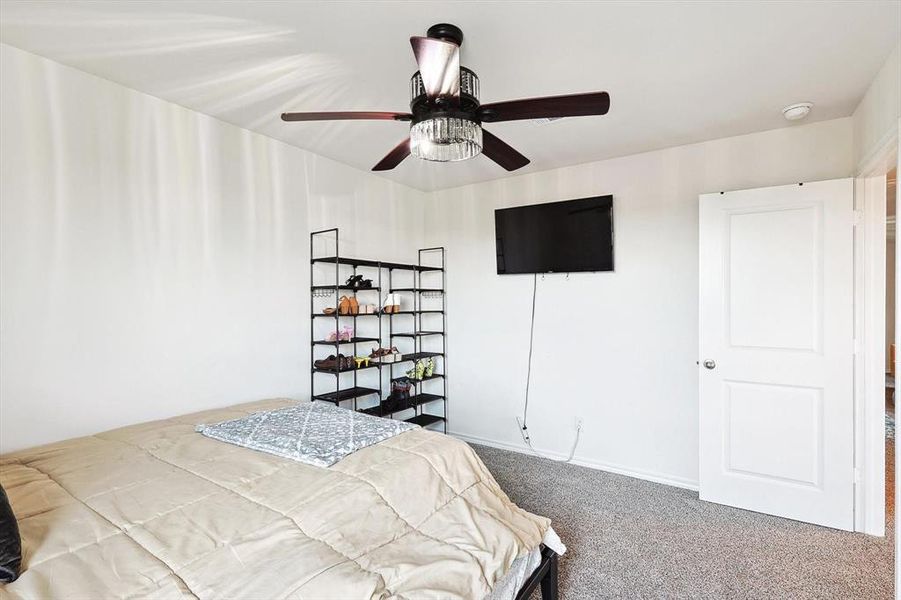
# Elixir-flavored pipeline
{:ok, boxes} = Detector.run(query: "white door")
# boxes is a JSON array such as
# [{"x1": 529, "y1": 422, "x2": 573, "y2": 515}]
[{"x1": 699, "y1": 178, "x2": 854, "y2": 530}]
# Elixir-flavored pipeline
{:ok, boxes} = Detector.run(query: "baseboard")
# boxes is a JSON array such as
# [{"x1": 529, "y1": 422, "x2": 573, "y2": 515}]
[{"x1": 449, "y1": 430, "x2": 700, "y2": 492}]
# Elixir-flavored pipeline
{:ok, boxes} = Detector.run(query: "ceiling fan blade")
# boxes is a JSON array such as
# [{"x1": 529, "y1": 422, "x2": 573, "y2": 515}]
[
  {"x1": 410, "y1": 36, "x2": 460, "y2": 100},
  {"x1": 372, "y1": 138, "x2": 411, "y2": 171},
  {"x1": 478, "y1": 92, "x2": 610, "y2": 123},
  {"x1": 481, "y1": 130, "x2": 530, "y2": 171},
  {"x1": 281, "y1": 111, "x2": 412, "y2": 122}
]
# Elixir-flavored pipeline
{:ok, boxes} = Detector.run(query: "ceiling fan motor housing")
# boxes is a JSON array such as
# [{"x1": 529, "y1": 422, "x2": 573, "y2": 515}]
[
  {"x1": 409, "y1": 23, "x2": 483, "y2": 162},
  {"x1": 409, "y1": 67, "x2": 480, "y2": 122},
  {"x1": 426, "y1": 23, "x2": 464, "y2": 46},
  {"x1": 409, "y1": 23, "x2": 479, "y2": 125}
]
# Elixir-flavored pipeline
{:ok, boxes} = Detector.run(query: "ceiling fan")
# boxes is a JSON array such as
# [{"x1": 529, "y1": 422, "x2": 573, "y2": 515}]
[{"x1": 281, "y1": 23, "x2": 610, "y2": 172}]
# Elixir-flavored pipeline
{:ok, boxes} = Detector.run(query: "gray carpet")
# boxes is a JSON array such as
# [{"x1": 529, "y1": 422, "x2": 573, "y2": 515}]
[{"x1": 473, "y1": 444, "x2": 894, "y2": 599}]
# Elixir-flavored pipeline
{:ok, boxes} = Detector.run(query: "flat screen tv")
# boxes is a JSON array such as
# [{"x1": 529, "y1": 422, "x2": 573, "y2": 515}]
[{"x1": 495, "y1": 195, "x2": 614, "y2": 274}]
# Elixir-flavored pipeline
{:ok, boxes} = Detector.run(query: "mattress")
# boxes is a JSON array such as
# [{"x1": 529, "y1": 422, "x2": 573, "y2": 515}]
[{"x1": 0, "y1": 399, "x2": 556, "y2": 599}]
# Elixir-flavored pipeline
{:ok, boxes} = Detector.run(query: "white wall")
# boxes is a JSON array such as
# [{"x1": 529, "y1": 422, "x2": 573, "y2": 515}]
[
  {"x1": 426, "y1": 118, "x2": 854, "y2": 487},
  {"x1": 853, "y1": 43, "x2": 900, "y2": 172},
  {"x1": 0, "y1": 40, "x2": 865, "y2": 487},
  {"x1": 0, "y1": 44, "x2": 426, "y2": 453}
]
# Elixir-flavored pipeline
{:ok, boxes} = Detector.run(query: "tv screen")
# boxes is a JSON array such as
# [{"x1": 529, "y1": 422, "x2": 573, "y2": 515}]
[{"x1": 495, "y1": 195, "x2": 614, "y2": 274}]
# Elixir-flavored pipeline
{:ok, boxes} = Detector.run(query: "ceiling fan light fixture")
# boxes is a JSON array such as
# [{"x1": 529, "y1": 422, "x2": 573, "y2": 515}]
[{"x1": 410, "y1": 117, "x2": 482, "y2": 162}]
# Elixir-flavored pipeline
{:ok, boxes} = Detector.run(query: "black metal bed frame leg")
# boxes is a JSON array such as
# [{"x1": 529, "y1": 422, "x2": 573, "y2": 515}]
[
  {"x1": 514, "y1": 547, "x2": 558, "y2": 600},
  {"x1": 540, "y1": 550, "x2": 558, "y2": 600}
]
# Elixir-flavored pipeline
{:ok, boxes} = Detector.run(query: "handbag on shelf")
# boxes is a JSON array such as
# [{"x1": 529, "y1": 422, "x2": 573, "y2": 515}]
[{"x1": 390, "y1": 378, "x2": 413, "y2": 407}]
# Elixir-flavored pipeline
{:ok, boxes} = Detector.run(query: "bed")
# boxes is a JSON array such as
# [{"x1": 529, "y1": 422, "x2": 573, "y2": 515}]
[{"x1": 0, "y1": 399, "x2": 561, "y2": 599}]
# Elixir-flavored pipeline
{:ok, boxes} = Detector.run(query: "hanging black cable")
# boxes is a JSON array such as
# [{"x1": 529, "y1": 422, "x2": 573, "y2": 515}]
[
  {"x1": 521, "y1": 273, "x2": 538, "y2": 434},
  {"x1": 517, "y1": 273, "x2": 582, "y2": 461}
]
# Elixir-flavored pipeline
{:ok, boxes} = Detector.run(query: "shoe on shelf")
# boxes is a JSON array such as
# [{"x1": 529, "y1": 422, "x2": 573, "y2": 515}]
[
  {"x1": 314, "y1": 354, "x2": 341, "y2": 370},
  {"x1": 348, "y1": 296, "x2": 359, "y2": 315},
  {"x1": 382, "y1": 293, "x2": 401, "y2": 314},
  {"x1": 345, "y1": 274, "x2": 373, "y2": 289},
  {"x1": 370, "y1": 346, "x2": 401, "y2": 362},
  {"x1": 338, "y1": 296, "x2": 352, "y2": 315},
  {"x1": 406, "y1": 359, "x2": 427, "y2": 380},
  {"x1": 322, "y1": 307, "x2": 336, "y2": 315},
  {"x1": 315, "y1": 353, "x2": 356, "y2": 370},
  {"x1": 424, "y1": 357, "x2": 435, "y2": 377}
]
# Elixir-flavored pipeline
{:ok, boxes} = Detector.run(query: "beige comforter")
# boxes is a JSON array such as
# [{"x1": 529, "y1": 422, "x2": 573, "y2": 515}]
[{"x1": 0, "y1": 399, "x2": 550, "y2": 599}]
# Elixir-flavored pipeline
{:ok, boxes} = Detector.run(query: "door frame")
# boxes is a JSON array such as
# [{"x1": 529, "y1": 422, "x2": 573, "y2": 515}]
[{"x1": 854, "y1": 122, "x2": 898, "y2": 536}]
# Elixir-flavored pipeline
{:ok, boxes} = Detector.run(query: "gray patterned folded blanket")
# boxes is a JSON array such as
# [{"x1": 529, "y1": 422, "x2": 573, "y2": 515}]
[{"x1": 196, "y1": 401, "x2": 417, "y2": 467}]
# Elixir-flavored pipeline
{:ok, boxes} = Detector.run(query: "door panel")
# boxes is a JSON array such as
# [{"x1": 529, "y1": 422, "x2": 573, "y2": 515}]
[
  {"x1": 727, "y1": 206, "x2": 821, "y2": 351},
  {"x1": 724, "y1": 381, "x2": 822, "y2": 486},
  {"x1": 699, "y1": 179, "x2": 853, "y2": 530}
]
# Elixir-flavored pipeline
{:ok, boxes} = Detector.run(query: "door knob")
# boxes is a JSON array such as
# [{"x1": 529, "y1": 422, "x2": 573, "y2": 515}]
[{"x1": 703, "y1": 359, "x2": 716, "y2": 370}]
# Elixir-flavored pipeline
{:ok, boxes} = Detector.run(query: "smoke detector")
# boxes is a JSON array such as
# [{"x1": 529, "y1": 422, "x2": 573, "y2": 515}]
[{"x1": 782, "y1": 102, "x2": 813, "y2": 121}]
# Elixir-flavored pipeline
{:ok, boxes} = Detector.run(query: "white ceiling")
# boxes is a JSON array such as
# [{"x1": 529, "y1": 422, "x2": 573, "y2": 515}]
[{"x1": 1, "y1": 1, "x2": 898, "y2": 191}]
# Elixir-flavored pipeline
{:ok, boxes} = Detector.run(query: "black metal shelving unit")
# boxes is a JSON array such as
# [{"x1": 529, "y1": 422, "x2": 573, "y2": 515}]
[{"x1": 310, "y1": 229, "x2": 447, "y2": 431}]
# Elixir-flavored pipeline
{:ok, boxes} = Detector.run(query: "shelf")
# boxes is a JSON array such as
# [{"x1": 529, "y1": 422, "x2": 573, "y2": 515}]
[
  {"x1": 311, "y1": 313, "x2": 380, "y2": 318},
  {"x1": 311, "y1": 337, "x2": 380, "y2": 346},
  {"x1": 361, "y1": 393, "x2": 445, "y2": 416},
  {"x1": 313, "y1": 387, "x2": 380, "y2": 403},
  {"x1": 313, "y1": 310, "x2": 441, "y2": 318},
  {"x1": 392, "y1": 373, "x2": 445, "y2": 384},
  {"x1": 391, "y1": 331, "x2": 444, "y2": 338},
  {"x1": 311, "y1": 256, "x2": 443, "y2": 272},
  {"x1": 311, "y1": 285, "x2": 380, "y2": 292},
  {"x1": 310, "y1": 233, "x2": 447, "y2": 431},
  {"x1": 312, "y1": 363, "x2": 381, "y2": 374},
  {"x1": 405, "y1": 414, "x2": 445, "y2": 427},
  {"x1": 407, "y1": 393, "x2": 445, "y2": 406},
  {"x1": 401, "y1": 352, "x2": 444, "y2": 362}
]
